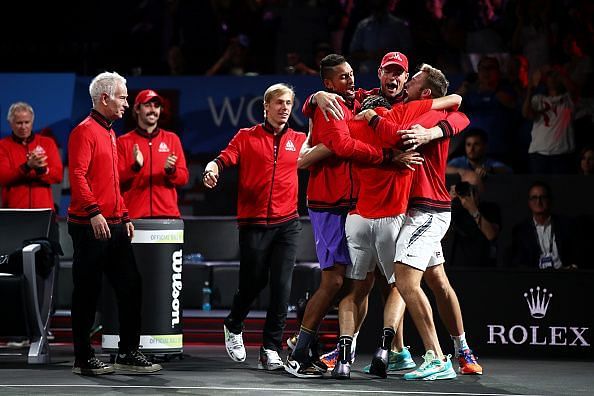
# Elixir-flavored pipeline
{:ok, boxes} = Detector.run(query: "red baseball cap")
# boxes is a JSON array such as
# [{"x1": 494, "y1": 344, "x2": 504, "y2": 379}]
[
  {"x1": 380, "y1": 52, "x2": 408, "y2": 72},
  {"x1": 134, "y1": 89, "x2": 163, "y2": 106}
]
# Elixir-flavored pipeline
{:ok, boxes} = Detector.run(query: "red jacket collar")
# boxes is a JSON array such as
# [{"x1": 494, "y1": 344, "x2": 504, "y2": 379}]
[{"x1": 134, "y1": 126, "x2": 161, "y2": 139}]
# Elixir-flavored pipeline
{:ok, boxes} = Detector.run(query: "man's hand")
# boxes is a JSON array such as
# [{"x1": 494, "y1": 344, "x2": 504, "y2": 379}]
[
  {"x1": 398, "y1": 124, "x2": 442, "y2": 150},
  {"x1": 354, "y1": 109, "x2": 377, "y2": 122},
  {"x1": 165, "y1": 153, "x2": 178, "y2": 170},
  {"x1": 26, "y1": 152, "x2": 48, "y2": 169},
  {"x1": 474, "y1": 166, "x2": 488, "y2": 179},
  {"x1": 314, "y1": 91, "x2": 345, "y2": 121},
  {"x1": 392, "y1": 150, "x2": 424, "y2": 170},
  {"x1": 203, "y1": 169, "x2": 219, "y2": 188},
  {"x1": 90, "y1": 214, "x2": 111, "y2": 240},
  {"x1": 459, "y1": 190, "x2": 478, "y2": 213},
  {"x1": 133, "y1": 144, "x2": 144, "y2": 167},
  {"x1": 125, "y1": 221, "x2": 134, "y2": 240}
]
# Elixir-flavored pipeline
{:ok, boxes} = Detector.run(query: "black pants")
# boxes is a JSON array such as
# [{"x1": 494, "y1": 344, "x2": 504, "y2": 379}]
[
  {"x1": 225, "y1": 219, "x2": 301, "y2": 352},
  {"x1": 69, "y1": 222, "x2": 142, "y2": 361}
]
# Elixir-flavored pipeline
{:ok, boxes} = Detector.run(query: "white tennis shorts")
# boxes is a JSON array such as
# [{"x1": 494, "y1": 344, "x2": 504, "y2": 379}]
[
  {"x1": 394, "y1": 208, "x2": 451, "y2": 272},
  {"x1": 345, "y1": 213, "x2": 405, "y2": 284}
]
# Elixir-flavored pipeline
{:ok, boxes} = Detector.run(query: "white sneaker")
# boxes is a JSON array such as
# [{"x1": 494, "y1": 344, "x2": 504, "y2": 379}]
[
  {"x1": 224, "y1": 324, "x2": 246, "y2": 362},
  {"x1": 286, "y1": 334, "x2": 298, "y2": 351},
  {"x1": 258, "y1": 346, "x2": 284, "y2": 370}
]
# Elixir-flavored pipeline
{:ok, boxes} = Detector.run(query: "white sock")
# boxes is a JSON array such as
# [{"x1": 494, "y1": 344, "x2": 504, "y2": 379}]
[
  {"x1": 351, "y1": 332, "x2": 359, "y2": 355},
  {"x1": 451, "y1": 332, "x2": 469, "y2": 356}
]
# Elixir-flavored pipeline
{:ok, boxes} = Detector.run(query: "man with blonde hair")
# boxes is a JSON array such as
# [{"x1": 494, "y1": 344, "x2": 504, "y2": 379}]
[{"x1": 204, "y1": 83, "x2": 306, "y2": 371}]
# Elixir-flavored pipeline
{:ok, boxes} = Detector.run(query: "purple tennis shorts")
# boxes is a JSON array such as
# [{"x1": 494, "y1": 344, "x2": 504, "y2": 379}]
[{"x1": 308, "y1": 209, "x2": 352, "y2": 269}]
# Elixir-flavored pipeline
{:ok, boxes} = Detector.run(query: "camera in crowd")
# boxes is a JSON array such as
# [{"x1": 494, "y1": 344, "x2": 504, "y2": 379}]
[{"x1": 455, "y1": 181, "x2": 475, "y2": 197}]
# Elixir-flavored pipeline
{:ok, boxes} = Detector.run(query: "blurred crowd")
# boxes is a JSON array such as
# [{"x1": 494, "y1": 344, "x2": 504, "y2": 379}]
[{"x1": 1, "y1": 0, "x2": 593, "y2": 174}]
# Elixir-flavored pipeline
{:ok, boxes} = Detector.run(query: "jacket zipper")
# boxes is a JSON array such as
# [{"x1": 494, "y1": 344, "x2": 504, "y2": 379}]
[
  {"x1": 266, "y1": 134, "x2": 281, "y2": 224},
  {"x1": 149, "y1": 139, "x2": 153, "y2": 217},
  {"x1": 111, "y1": 132, "x2": 119, "y2": 219}
]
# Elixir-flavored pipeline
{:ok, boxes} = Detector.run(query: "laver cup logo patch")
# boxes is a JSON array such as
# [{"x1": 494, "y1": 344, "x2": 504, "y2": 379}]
[
  {"x1": 33, "y1": 145, "x2": 46, "y2": 155},
  {"x1": 285, "y1": 140, "x2": 296, "y2": 152},
  {"x1": 158, "y1": 142, "x2": 170, "y2": 152}
]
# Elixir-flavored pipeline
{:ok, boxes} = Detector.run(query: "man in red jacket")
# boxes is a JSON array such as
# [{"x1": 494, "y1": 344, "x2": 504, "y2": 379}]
[
  {"x1": 0, "y1": 101, "x2": 64, "y2": 348},
  {"x1": 0, "y1": 102, "x2": 63, "y2": 214},
  {"x1": 117, "y1": 89, "x2": 189, "y2": 218},
  {"x1": 203, "y1": 83, "x2": 306, "y2": 371},
  {"x1": 287, "y1": 54, "x2": 403, "y2": 379},
  {"x1": 68, "y1": 72, "x2": 161, "y2": 376}
]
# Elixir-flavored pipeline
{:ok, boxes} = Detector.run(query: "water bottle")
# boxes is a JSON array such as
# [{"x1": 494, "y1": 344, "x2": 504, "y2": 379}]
[
  {"x1": 183, "y1": 253, "x2": 204, "y2": 264},
  {"x1": 202, "y1": 281, "x2": 212, "y2": 311}
]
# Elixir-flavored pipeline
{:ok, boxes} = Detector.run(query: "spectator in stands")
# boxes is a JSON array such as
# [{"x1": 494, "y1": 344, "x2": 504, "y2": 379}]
[
  {"x1": 206, "y1": 34, "x2": 254, "y2": 76},
  {"x1": 579, "y1": 146, "x2": 594, "y2": 175},
  {"x1": 117, "y1": 89, "x2": 189, "y2": 219},
  {"x1": 68, "y1": 72, "x2": 162, "y2": 376},
  {"x1": 447, "y1": 128, "x2": 512, "y2": 179},
  {"x1": 456, "y1": 56, "x2": 518, "y2": 164},
  {"x1": 524, "y1": 66, "x2": 578, "y2": 174},
  {"x1": 203, "y1": 83, "x2": 306, "y2": 371},
  {"x1": 511, "y1": 181, "x2": 578, "y2": 269},
  {"x1": 285, "y1": 43, "x2": 333, "y2": 76},
  {"x1": 444, "y1": 176, "x2": 501, "y2": 267},
  {"x1": 511, "y1": 0, "x2": 558, "y2": 76},
  {"x1": 348, "y1": 0, "x2": 412, "y2": 74}
]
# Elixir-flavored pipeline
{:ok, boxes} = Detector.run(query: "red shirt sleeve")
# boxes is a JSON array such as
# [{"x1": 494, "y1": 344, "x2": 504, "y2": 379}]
[
  {"x1": 68, "y1": 127, "x2": 100, "y2": 214},
  {"x1": 440, "y1": 111, "x2": 470, "y2": 137},
  {"x1": 117, "y1": 135, "x2": 137, "y2": 185},
  {"x1": 0, "y1": 141, "x2": 30, "y2": 185},
  {"x1": 302, "y1": 94, "x2": 316, "y2": 119},
  {"x1": 216, "y1": 129, "x2": 243, "y2": 170},
  {"x1": 166, "y1": 134, "x2": 190, "y2": 186},
  {"x1": 373, "y1": 100, "x2": 434, "y2": 146},
  {"x1": 314, "y1": 107, "x2": 384, "y2": 165},
  {"x1": 38, "y1": 137, "x2": 63, "y2": 185}
]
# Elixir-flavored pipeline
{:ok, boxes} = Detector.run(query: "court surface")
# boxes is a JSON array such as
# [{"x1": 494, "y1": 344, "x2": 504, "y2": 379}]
[{"x1": 1, "y1": 345, "x2": 592, "y2": 395}]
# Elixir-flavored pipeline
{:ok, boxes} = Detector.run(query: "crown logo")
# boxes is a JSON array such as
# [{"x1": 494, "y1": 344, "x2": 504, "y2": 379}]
[{"x1": 524, "y1": 286, "x2": 553, "y2": 319}]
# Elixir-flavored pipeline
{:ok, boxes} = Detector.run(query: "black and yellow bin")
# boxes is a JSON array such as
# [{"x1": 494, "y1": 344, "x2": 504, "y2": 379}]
[{"x1": 101, "y1": 218, "x2": 184, "y2": 356}]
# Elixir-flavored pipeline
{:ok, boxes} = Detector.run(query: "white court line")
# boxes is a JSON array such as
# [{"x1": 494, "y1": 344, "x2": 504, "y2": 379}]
[{"x1": 0, "y1": 385, "x2": 542, "y2": 396}]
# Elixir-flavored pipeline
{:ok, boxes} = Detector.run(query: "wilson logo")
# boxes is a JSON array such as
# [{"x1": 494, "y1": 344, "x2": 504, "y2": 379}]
[{"x1": 171, "y1": 249, "x2": 183, "y2": 327}]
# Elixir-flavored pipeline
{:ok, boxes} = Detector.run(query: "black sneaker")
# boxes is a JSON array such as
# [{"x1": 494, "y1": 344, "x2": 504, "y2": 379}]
[
  {"x1": 284, "y1": 356, "x2": 323, "y2": 378},
  {"x1": 331, "y1": 360, "x2": 351, "y2": 379},
  {"x1": 311, "y1": 358, "x2": 328, "y2": 373},
  {"x1": 114, "y1": 349, "x2": 162, "y2": 373},
  {"x1": 309, "y1": 339, "x2": 328, "y2": 373},
  {"x1": 369, "y1": 348, "x2": 389, "y2": 378},
  {"x1": 72, "y1": 357, "x2": 115, "y2": 376}
]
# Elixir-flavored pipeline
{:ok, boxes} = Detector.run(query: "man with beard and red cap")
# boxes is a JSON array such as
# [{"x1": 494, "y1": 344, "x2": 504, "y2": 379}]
[{"x1": 117, "y1": 89, "x2": 189, "y2": 219}]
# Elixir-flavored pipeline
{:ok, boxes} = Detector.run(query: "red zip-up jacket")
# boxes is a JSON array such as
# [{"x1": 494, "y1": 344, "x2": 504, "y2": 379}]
[
  {"x1": 372, "y1": 109, "x2": 470, "y2": 211},
  {"x1": 0, "y1": 133, "x2": 63, "y2": 210},
  {"x1": 306, "y1": 100, "x2": 393, "y2": 210},
  {"x1": 68, "y1": 110, "x2": 129, "y2": 225},
  {"x1": 214, "y1": 122, "x2": 306, "y2": 227},
  {"x1": 117, "y1": 127, "x2": 189, "y2": 218}
]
